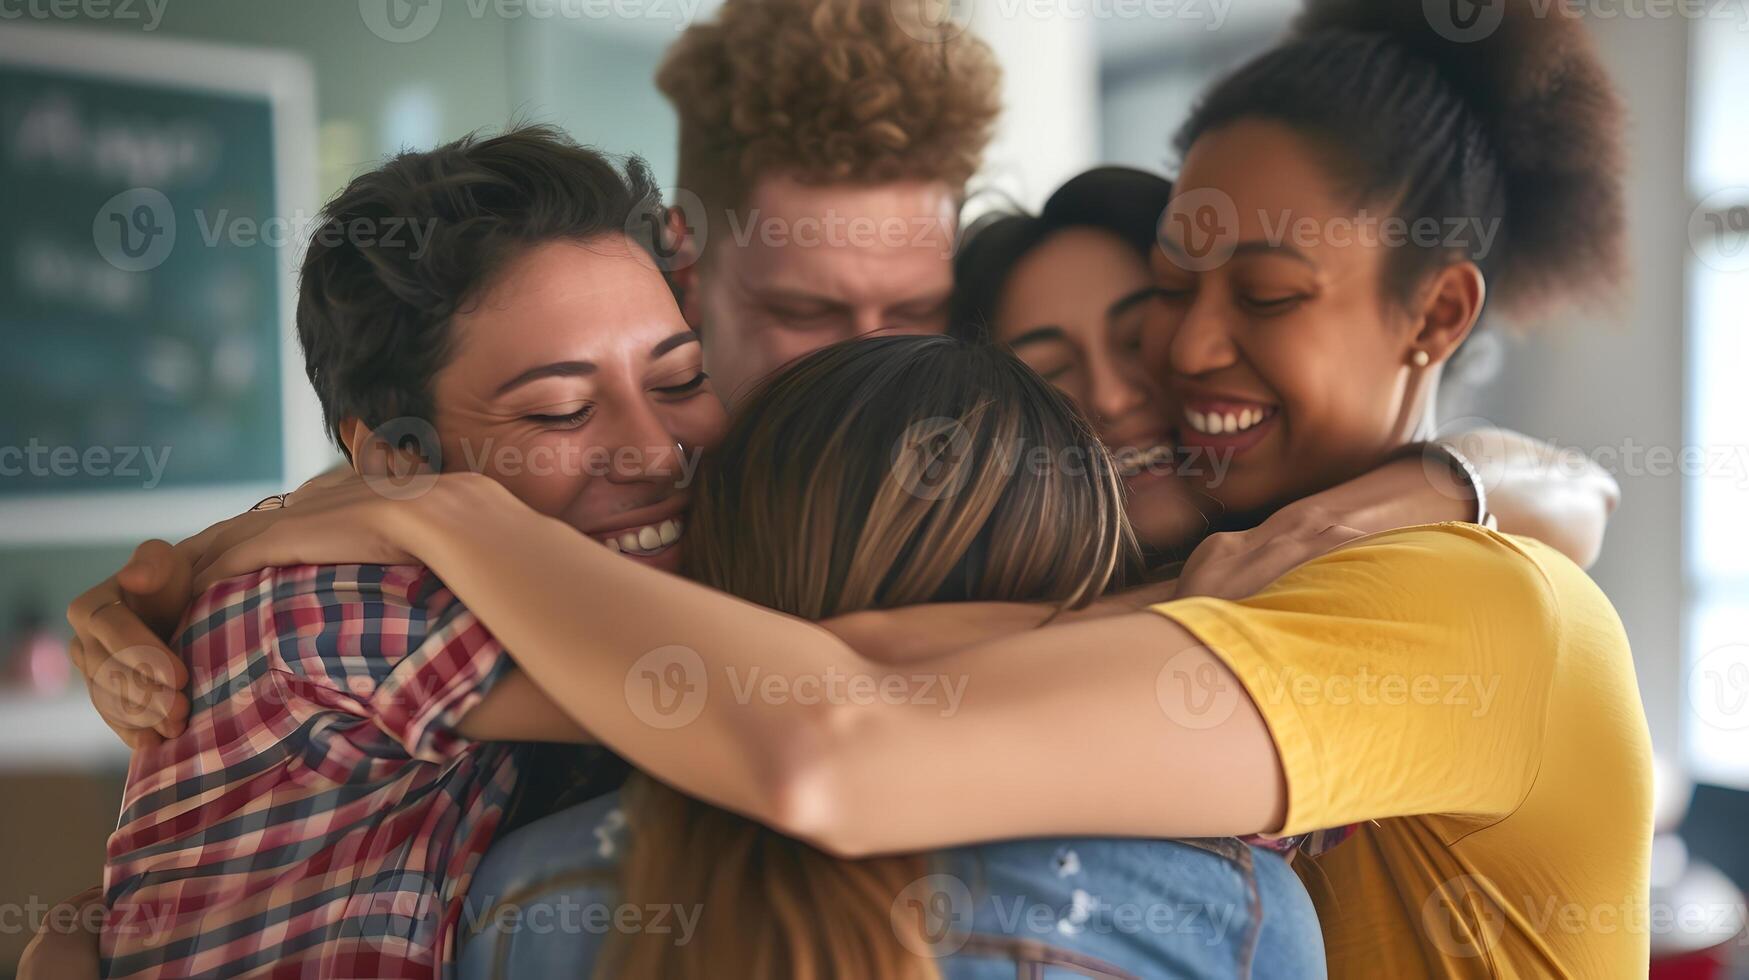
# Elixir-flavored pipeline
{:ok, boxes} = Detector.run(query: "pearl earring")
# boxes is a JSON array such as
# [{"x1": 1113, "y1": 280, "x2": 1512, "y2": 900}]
[{"x1": 1410, "y1": 349, "x2": 1431, "y2": 368}]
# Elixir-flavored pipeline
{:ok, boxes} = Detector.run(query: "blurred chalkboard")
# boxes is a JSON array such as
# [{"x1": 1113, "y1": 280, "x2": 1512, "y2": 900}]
[{"x1": 0, "y1": 27, "x2": 320, "y2": 540}]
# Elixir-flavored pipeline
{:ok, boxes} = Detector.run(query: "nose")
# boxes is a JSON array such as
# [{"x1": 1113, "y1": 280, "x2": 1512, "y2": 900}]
[
  {"x1": 1086, "y1": 347, "x2": 1151, "y2": 430},
  {"x1": 1163, "y1": 291, "x2": 1239, "y2": 379},
  {"x1": 851, "y1": 306, "x2": 886, "y2": 338}
]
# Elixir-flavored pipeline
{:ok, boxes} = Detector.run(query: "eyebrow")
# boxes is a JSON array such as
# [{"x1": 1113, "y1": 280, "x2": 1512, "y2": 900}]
[
  {"x1": 493, "y1": 331, "x2": 700, "y2": 396},
  {"x1": 650, "y1": 330, "x2": 700, "y2": 357},
  {"x1": 753, "y1": 287, "x2": 847, "y2": 312},
  {"x1": 755, "y1": 285, "x2": 950, "y2": 312},
  {"x1": 494, "y1": 360, "x2": 596, "y2": 396},
  {"x1": 1106, "y1": 286, "x2": 1158, "y2": 321},
  {"x1": 1005, "y1": 325, "x2": 1071, "y2": 350}
]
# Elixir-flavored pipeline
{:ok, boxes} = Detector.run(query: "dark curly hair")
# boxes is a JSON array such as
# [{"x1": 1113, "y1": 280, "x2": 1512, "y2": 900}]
[
  {"x1": 295, "y1": 124, "x2": 668, "y2": 455},
  {"x1": 655, "y1": 0, "x2": 1001, "y2": 226},
  {"x1": 1175, "y1": 0, "x2": 1626, "y2": 322}
]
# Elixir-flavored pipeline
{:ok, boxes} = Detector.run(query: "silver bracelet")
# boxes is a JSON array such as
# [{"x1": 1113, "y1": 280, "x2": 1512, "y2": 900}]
[{"x1": 1393, "y1": 441, "x2": 1492, "y2": 528}]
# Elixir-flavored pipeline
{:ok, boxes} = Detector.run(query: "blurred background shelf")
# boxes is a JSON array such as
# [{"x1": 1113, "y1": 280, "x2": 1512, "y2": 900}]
[
  {"x1": 0, "y1": 485, "x2": 292, "y2": 547},
  {"x1": 0, "y1": 690, "x2": 129, "y2": 774}
]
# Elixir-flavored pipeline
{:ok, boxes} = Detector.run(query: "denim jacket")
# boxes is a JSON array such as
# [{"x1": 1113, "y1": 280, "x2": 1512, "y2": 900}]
[{"x1": 457, "y1": 792, "x2": 1323, "y2": 979}]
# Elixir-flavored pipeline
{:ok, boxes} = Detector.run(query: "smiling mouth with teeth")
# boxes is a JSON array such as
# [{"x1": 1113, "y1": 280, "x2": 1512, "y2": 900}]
[
  {"x1": 598, "y1": 517, "x2": 684, "y2": 556},
  {"x1": 1183, "y1": 405, "x2": 1278, "y2": 436}
]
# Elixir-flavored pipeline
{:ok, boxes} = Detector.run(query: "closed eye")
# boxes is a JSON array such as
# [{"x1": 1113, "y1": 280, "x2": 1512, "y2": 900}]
[
  {"x1": 526, "y1": 405, "x2": 595, "y2": 429},
  {"x1": 1241, "y1": 294, "x2": 1305, "y2": 314},
  {"x1": 653, "y1": 372, "x2": 709, "y2": 397}
]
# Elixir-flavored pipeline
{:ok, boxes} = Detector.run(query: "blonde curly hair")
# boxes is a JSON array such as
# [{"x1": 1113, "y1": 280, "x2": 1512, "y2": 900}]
[{"x1": 656, "y1": 0, "x2": 1001, "y2": 224}]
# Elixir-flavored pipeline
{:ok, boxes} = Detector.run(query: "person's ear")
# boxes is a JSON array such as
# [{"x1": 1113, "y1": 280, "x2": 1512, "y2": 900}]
[
  {"x1": 339, "y1": 418, "x2": 439, "y2": 479},
  {"x1": 666, "y1": 206, "x2": 706, "y2": 329},
  {"x1": 1408, "y1": 261, "x2": 1484, "y2": 368},
  {"x1": 339, "y1": 419, "x2": 374, "y2": 475}
]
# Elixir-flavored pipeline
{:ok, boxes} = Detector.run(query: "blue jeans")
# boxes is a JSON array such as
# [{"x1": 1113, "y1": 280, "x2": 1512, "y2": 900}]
[{"x1": 457, "y1": 793, "x2": 1324, "y2": 979}]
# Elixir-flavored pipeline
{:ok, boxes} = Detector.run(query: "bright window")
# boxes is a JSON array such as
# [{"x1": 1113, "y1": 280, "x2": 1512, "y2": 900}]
[{"x1": 1684, "y1": 17, "x2": 1749, "y2": 786}]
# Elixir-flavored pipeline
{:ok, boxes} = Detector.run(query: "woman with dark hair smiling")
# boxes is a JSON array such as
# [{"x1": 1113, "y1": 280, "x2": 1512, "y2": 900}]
[
  {"x1": 951, "y1": 165, "x2": 1620, "y2": 572},
  {"x1": 950, "y1": 168, "x2": 1208, "y2": 553}
]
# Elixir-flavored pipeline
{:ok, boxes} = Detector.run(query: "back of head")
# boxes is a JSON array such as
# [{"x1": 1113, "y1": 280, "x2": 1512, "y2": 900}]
[
  {"x1": 690, "y1": 334, "x2": 1133, "y2": 615},
  {"x1": 656, "y1": 0, "x2": 1001, "y2": 225},
  {"x1": 1175, "y1": 0, "x2": 1625, "y2": 322},
  {"x1": 605, "y1": 335, "x2": 1135, "y2": 979}
]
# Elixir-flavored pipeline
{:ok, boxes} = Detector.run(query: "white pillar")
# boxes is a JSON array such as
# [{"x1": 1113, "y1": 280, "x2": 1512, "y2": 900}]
[{"x1": 969, "y1": 14, "x2": 1101, "y2": 213}]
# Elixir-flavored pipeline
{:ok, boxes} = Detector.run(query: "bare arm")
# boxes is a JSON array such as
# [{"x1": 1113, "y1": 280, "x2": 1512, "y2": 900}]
[
  {"x1": 383, "y1": 476, "x2": 1283, "y2": 855},
  {"x1": 1309, "y1": 427, "x2": 1617, "y2": 566},
  {"x1": 819, "y1": 424, "x2": 1615, "y2": 665},
  {"x1": 1451, "y1": 427, "x2": 1617, "y2": 567},
  {"x1": 821, "y1": 577, "x2": 1179, "y2": 666},
  {"x1": 18, "y1": 887, "x2": 103, "y2": 980}
]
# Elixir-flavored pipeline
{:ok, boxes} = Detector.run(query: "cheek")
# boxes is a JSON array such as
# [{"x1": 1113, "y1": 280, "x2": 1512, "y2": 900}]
[
  {"x1": 468, "y1": 433, "x2": 599, "y2": 517},
  {"x1": 1138, "y1": 306, "x2": 1179, "y2": 379},
  {"x1": 1262, "y1": 329, "x2": 1401, "y2": 443},
  {"x1": 698, "y1": 286, "x2": 758, "y2": 349}
]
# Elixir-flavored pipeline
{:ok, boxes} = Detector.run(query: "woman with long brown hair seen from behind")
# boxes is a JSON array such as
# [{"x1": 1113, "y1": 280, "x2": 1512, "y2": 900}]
[{"x1": 463, "y1": 334, "x2": 1326, "y2": 978}]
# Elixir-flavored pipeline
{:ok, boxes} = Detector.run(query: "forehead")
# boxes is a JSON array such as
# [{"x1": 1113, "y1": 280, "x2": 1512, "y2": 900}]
[
  {"x1": 722, "y1": 175, "x2": 958, "y2": 301},
  {"x1": 999, "y1": 228, "x2": 1148, "y2": 322},
  {"x1": 1015, "y1": 226, "x2": 1148, "y2": 282},
  {"x1": 1174, "y1": 118, "x2": 1352, "y2": 238},
  {"x1": 446, "y1": 237, "x2": 684, "y2": 376}
]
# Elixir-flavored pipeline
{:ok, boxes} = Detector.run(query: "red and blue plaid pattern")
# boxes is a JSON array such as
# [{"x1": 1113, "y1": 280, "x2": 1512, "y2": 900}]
[{"x1": 102, "y1": 564, "x2": 521, "y2": 979}]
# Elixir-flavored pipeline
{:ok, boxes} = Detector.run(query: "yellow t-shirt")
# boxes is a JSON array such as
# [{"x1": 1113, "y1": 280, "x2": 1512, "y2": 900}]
[{"x1": 1151, "y1": 523, "x2": 1653, "y2": 979}]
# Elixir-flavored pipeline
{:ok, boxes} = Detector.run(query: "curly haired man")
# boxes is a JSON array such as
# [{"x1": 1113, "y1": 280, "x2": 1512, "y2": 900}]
[{"x1": 655, "y1": 0, "x2": 1001, "y2": 402}]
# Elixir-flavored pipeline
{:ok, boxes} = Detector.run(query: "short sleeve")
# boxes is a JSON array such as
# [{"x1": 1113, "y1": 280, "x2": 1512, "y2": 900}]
[
  {"x1": 366, "y1": 581, "x2": 513, "y2": 764},
  {"x1": 1150, "y1": 524, "x2": 1562, "y2": 837}
]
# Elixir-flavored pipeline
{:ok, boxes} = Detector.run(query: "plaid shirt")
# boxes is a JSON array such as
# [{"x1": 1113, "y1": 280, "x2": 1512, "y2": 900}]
[{"x1": 102, "y1": 564, "x2": 522, "y2": 979}]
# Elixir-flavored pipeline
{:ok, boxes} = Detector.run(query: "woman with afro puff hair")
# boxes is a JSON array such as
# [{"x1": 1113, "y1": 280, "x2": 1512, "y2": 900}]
[{"x1": 1134, "y1": 0, "x2": 1648, "y2": 974}]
